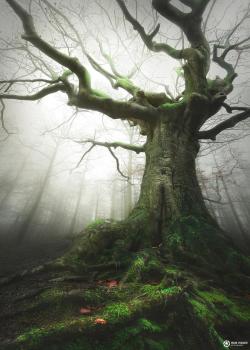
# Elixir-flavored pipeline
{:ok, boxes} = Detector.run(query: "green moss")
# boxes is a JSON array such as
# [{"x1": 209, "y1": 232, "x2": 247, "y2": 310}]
[
  {"x1": 140, "y1": 284, "x2": 182, "y2": 303},
  {"x1": 86, "y1": 218, "x2": 107, "y2": 230},
  {"x1": 103, "y1": 302, "x2": 131, "y2": 323},
  {"x1": 160, "y1": 98, "x2": 186, "y2": 110},
  {"x1": 198, "y1": 290, "x2": 250, "y2": 322},
  {"x1": 123, "y1": 250, "x2": 166, "y2": 283},
  {"x1": 123, "y1": 254, "x2": 146, "y2": 282},
  {"x1": 91, "y1": 89, "x2": 110, "y2": 99},
  {"x1": 4, "y1": 214, "x2": 250, "y2": 350},
  {"x1": 39, "y1": 288, "x2": 65, "y2": 302},
  {"x1": 116, "y1": 78, "x2": 137, "y2": 94},
  {"x1": 190, "y1": 299, "x2": 214, "y2": 322}
]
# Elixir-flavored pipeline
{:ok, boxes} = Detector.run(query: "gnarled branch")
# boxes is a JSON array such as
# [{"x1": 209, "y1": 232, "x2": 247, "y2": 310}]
[
  {"x1": 116, "y1": 0, "x2": 182, "y2": 59},
  {"x1": 198, "y1": 108, "x2": 250, "y2": 140},
  {"x1": 0, "y1": 83, "x2": 67, "y2": 101}
]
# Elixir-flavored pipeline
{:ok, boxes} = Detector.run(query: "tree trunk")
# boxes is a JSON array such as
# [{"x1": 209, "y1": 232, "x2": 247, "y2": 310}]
[
  {"x1": 67, "y1": 170, "x2": 86, "y2": 236},
  {"x1": 124, "y1": 150, "x2": 133, "y2": 217},
  {"x1": 135, "y1": 118, "x2": 212, "y2": 245},
  {"x1": 16, "y1": 142, "x2": 60, "y2": 242}
]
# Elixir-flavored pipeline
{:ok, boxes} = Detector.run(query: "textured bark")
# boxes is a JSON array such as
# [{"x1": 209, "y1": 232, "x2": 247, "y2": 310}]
[{"x1": 131, "y1": 113, "x2": 215, "y2": 248}]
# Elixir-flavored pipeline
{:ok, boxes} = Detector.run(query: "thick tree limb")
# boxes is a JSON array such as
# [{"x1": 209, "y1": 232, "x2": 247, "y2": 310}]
[
  {"x1": 0, "y1": 83, "x2": 67, "y2": 101},
  {"x1": 5, "y1": 0, "x2": 90, "y2": 90},
  {"x1": 72, "y1": 91, "x2": 156, "y2": 122},
  {"x1": 152, "y1": 0, "x2": 185, "y2": 27},
  {"x1": 116, "y1": 0, "x2": 182, "y2": 59},
  {"x1": 4, "y1": 0, "x2": 158, "y2": 124},
  {"x1": 198, "y1": 109, "x2": 250, "y2": 140},
  {"x1": 152, "y1": 0, "x2": 210, "y2": 49}
]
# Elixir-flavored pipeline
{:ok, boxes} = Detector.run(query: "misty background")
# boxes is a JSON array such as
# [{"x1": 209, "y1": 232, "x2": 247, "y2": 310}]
[{"x1": 0, "y1": 0, "x2": 250, "y2": 274}]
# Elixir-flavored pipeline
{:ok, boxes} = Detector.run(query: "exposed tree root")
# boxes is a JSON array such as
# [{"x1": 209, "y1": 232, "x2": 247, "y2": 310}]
[{"x1": 0, "y1": 216, "x2": 250, "y2": 350}]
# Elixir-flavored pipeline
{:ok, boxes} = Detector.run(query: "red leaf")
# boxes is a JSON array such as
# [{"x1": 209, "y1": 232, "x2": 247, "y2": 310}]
[
  {"x1": 106, "y1": 280, "x2": 119, "y2": 288},
  {"x1": 94, "y1": 318, "x2": 107, "y2": 325},
  {"x1": 80, "y1": 307, "x2": 92, "y2": 315}
]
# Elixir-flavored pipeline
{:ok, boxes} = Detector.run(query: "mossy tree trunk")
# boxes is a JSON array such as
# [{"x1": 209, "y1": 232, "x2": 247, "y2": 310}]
[{"x1": 136, "y1": 114, "x2": 212, "y2": 245}]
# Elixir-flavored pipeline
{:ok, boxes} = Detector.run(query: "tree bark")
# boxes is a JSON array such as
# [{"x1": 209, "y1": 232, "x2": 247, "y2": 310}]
[{"x1": 134, "y1": 117, "x2": 213, "y2": 245}]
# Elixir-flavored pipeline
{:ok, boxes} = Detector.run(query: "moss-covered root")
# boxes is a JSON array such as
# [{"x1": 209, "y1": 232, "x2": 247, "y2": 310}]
[
  {"x1": 3, "y1": 281, "x2": 250, "y2": 350},
  {"x1": 52, "y1": 211, "x2": 152, "y2": 276},
  {"x1": 165, "y1": 216, "x2": 250, "y2": 277}
]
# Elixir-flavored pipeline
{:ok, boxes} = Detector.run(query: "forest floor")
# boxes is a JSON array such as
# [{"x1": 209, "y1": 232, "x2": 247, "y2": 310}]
[
  {"x1": 0, "y1": 236, "x2": 71, "y2": 276},
  {"x1": 0, "y1": 236, "x2": 74, "y2": 347},
  {"x1": 0, "y1": 219, "x2": 249, "y2": 350}
]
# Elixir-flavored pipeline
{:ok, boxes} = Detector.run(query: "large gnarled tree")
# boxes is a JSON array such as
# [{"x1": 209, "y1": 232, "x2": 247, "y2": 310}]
[{"x1": 0, "y1": 1, "x2": 250, "y2": 349}]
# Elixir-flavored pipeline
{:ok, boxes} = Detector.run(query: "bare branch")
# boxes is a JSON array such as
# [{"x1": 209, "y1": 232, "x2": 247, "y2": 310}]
[
  {"x1": 116, "y1": 0, "x2": 182, "y2": 59},
  {"x1": 202, "y1": 0, "x2": 217, "y2": 33},
  {"x1": 40, "y1": 0, "x2": 142, "y2": 97},
  {"x1": 213, "y1": 45, "x2": 237, "y2": 85},
  {"x1": 75, "y1": 139, "x2": 145, "y2": 154},
  {"x1": 107, "y1": 146, "x2": 129, "y2": 179},
  {"x1": 0, "y1": 82, "x2": 67, "y2": 101},
  {"x1": 0, "y1": 78, "x2": 60, "y2": 85},
  {"x1": 75, "y1": 144, "x2": 95, "y2": 169},
  {"x1": 152, "y1": 0, "x2": 210, "y2": 47},
  {"x1": 198, "y1": 109, "x2": 250, "y2": 140},
  {"x1": 6, "y1": 0, "x2": 90, "y2": 90},
  {"x1": 75, "y1": 140, "x2": 130, "y2": 179},
  {"x1": 0, "y1": 99, "x2": 14, "y2": 136}
]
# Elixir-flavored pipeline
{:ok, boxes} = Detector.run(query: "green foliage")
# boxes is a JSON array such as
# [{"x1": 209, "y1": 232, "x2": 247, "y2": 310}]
[{"x1": 86, "y1": 218, "x2": 107, "y2": 230}]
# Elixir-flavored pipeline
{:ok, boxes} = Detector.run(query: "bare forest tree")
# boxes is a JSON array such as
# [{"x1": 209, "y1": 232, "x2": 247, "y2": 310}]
[{"x1": 0, "y1": 1, "x2": 250, "y2": 349}]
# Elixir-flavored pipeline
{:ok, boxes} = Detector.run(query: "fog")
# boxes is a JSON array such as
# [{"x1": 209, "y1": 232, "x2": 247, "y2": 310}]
[{"x1": 0, "y1": 0, "x2": 250, "y2": 273}]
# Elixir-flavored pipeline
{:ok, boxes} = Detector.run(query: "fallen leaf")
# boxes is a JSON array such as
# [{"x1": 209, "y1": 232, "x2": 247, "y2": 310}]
[
  {"x1": 94, "y1": 318, "x2": 107, "y2": 325},
  {"x1": 106, "y1": 280, "x2": 119, "y2": 288},
  {"x1": 80, "y1": 307, "x2": 92, "y2": 315}
]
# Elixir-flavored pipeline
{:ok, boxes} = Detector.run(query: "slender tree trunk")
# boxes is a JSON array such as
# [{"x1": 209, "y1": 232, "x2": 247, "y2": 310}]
[
  {"x1": 0, "y1": 157, "x2": 27, "y2": 211},
  {"x1": 67, "y1": 170, "x2": 86, "y2": 236},
  {"x1": 124, "y1": 150, "x2": 133, "y2": 218},
  {"x1": 93, "y1": 184, "x2": 100, "y2": 220},
  {"x1": 215, "y1": 163, "x2": 248, "y2": 244},
  {"x1": 110, "y1": 179, "x2": 118, "y2": 220},
  {"x1": 220, "y1": 175, "x2": 249, "y2": 244},
  {"x1": 16, "y1": 142, "x2": 60, "y2": 242},
  {"x1": 197, "y1": 168, "x2": 216, "y2": 217}
]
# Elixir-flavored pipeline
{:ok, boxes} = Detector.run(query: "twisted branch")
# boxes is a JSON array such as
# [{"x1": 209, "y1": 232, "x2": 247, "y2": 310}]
[
  {"x1": 116, "y1": 0, "x2": 182, "y2": 59},
  {"x1": 198, "y1": 108, "x2": 250, "y2": 140}
]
